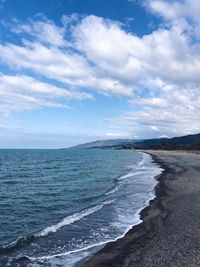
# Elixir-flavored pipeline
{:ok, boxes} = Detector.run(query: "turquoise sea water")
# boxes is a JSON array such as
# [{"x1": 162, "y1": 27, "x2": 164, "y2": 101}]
[{"x1": 0, "y1": 149, "x2": 162, "y2": 266}]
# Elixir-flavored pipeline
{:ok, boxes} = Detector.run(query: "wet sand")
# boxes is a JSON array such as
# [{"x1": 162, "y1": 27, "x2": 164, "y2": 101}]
[{"x1": 81, "y1": 150, "x2": 200, "y2": 267}]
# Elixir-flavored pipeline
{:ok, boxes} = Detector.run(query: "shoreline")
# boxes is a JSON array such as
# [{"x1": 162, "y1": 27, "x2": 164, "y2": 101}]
[
  {"x1": 0, "y1": 150, "x2": 162, "y2": 267},
  {"x1": 80, "y1": 150, "x2": 200, "y2": 267}
]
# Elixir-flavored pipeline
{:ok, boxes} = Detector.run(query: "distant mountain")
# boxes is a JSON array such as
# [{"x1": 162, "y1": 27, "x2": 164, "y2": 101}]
[
  {"x1": 133, "y1": 133, "x2": 200, "y2": 150},
  {"x1": 68, "y1": 133, "x2": 200, "y2": 150},
  {"x1": 71, "y1": 139, "x2": 141, "y2": 149}
]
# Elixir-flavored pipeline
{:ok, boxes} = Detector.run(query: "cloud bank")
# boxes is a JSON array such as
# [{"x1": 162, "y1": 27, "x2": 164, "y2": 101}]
[{"x1": 0, "y1": 0, "x2": 200, "y2": 137}]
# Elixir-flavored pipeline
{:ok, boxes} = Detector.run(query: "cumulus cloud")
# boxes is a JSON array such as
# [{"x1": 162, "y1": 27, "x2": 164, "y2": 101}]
[{"x1": 0, "y1": 1, "x2": 200, "y2": 136}]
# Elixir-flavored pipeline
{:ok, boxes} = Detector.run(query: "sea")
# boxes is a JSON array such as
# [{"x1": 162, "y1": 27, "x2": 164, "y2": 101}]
[{"x1": 0, "y1": 148, "x2": 163, "y2": 267}]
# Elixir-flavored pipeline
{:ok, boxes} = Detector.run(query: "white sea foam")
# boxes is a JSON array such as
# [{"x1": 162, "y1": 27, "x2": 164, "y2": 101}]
[
  {"x1": 137, "y1": 152, "x2": 148, "y2": 167},
  {"x1": 105, "y1": 185, "x2": 121, "y2": 195},
  {"x1": 117, "y1": 171, "x2": 145, "y2": 181},
  {"x1": 27, "y1": 211, "x2": 141, "y2": 263},
  {"x1": 27, "y1": 188, "x2": 156, "y2": 266},
  {"x1": 118, "y1": 153, "x2": 152, "y2": 181},
  {"x1": 37, "y1": 200, "x2": 114, "y2": 237}
]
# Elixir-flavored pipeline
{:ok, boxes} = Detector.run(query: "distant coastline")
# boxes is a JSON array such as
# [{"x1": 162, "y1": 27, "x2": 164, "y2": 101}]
[{"x1": 70, "y1": 133, "x2": 200, "y2": 151}]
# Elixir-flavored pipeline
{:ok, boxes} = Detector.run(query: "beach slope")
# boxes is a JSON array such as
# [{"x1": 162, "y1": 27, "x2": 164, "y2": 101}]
[{"x1": 81, "y1": 151, "x2": 200, "y2": 267}]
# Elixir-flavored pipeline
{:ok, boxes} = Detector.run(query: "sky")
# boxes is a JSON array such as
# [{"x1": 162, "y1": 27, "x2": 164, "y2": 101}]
[{"x1": 0, "y1": 0, "x2": 200, "y2": 148}]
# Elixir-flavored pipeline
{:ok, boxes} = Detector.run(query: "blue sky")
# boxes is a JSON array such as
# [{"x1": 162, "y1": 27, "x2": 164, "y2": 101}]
[{"x1": 0, "y1": 0, "x2": 200, "y2": 148}]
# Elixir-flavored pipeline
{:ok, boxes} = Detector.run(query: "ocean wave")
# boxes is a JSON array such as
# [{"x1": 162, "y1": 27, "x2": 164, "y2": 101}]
[
  {"x1": 24, "y1": 212, "x2": 141, "y2": 262},
  {"x1": 137, "y1": 152, "x2": 148, "y2": 167},
  {"x1": 37, "y1": 200, "x2": 114, "y2": 237},
  {"x1": 0, "y1": 234, "x2": 36, "y2": 255},
  {"x1": 24, "y1": 192, "x2": 154, "y2": 263},
  {"x1": 117, "y1": 171, "x2": 145, "y2": 181},
  {"x1": 3, "y1": 189, "x2": 156, "y2": 266},
  {"x1": 0, "y1": 200, "x2": 115, "y2": 256},
  {"x1": 105, "y1": 185, "x2": 121, "y2": 195},
  {"x1": 2, "y1": 191, "x2": 155, "y2": 267}
]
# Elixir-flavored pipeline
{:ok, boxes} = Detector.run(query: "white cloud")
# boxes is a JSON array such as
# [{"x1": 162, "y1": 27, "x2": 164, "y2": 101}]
[
  {"x1": 150, "y1": 126, "x2": 159, "y2": 132},
  {"x1": 104, "y1": 131, "x2": 133, "y2": 138},
  {"x1": 74, "y1": 15, "x2": 146, "y2": 84},
  {"x1": 12, "y1": 18, "x2": 67, "y2": 47},
  {"x1": 109, "y1": 86, "x2": 200, "y2": 138},
  {"x1": 147, "y1": 0, "x2": 184, "y2": 20},
  {"x1": 72, "y1": 14, "x2": 200, "y2": 87},
  {"x1": 0, "y1": 40, "x2": 132, "y2": 97},
  {"x1": 0, "y1": 73, "x2": 92, "y2": 113},
  {"x1": 129, "y1": 97, "x2": 169, "y2": 109},
  {"x1": 147, "y1": 0, "x2": 200, "y2": 38},
  {"x1": 0, "y1": 42, "x2": 91, "y2": 83},
  {"x1": 147, "y1": 0, "x2": 200, "y2": 22}
]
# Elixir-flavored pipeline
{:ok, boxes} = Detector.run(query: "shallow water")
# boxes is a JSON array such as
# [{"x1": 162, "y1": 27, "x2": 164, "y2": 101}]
[{"x1": 0, "y1": 148, "x2": 162, "y2": 266}]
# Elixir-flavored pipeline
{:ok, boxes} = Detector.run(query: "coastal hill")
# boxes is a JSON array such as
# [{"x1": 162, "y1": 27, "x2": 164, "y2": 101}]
[
  {"x1": 71, "y1": 133, "x2": 200, "y2": 150},
  {"x1": 71, "y1": 139, "x2": 141, "y2": 149},
  {"x1": 132, "y1": 133, "x2": 200, "y2": 150}
]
